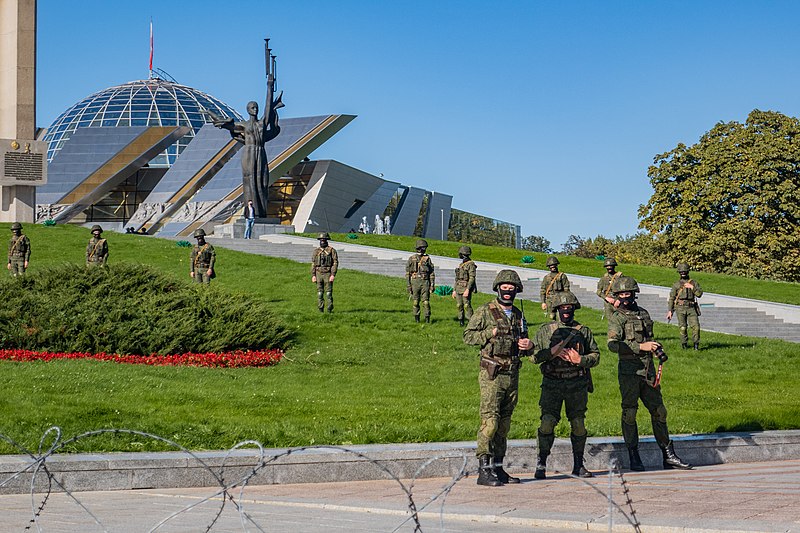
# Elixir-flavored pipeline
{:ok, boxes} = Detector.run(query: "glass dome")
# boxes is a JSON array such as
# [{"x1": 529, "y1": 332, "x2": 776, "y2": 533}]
[{"x1": 43, "y1": 78, "x2": 243, "y2": 167}]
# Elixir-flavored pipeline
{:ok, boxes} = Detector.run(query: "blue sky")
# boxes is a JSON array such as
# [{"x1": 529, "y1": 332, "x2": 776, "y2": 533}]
[{"x1": 37, "y1": 1, "x2": 800, "y2": 249}]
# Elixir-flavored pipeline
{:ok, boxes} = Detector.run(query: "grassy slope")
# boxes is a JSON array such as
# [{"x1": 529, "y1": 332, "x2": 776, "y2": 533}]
[
  {"x1": 0, "y1": 223, "x2": 798, "y2": 453},
  {"x1": 309, "y1": 233, "x2": 800, "y2": 305}
]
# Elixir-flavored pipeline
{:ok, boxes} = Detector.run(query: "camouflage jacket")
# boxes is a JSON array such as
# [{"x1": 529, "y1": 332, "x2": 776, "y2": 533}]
[
  {"x1": 454, "y1": 259, "x2": 477, "y2": 291},
  {"x1": 464, "y1": 300, "x2": 528, "y2": 362},
  {"x1": 532, "y1": 321, "x2": 600, "y2": 377},
  {"x1": 191, "y1": 243, "x2": 216, "y2": 271},
  {"x1": 540, "y1": 271, "x2": 570, "y2": 302},
  {"x1": 607, "y1": 305, "x2": 655, "y2": 375},
  {"x1": 86, "y1": 237, "x2": 108, "y2": 264},
  {"x1": 668, "y1": 279, "x2": 703, "y2": 311},
  {"x1": 8, "y1": 234, "x2": 31, "y2": 262},
  {"x1": 596, "y1": 271, "x2": 621, "y2": 301},
  {"x1": 406, "y1": 253, "x2": 435, "y2": 284},
  {"x1": 311, "y1": 246, "x2": 338, "y2": 276}
]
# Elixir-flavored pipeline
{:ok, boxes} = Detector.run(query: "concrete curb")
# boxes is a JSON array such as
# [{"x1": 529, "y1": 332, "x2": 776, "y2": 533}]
[{"x1": 2, "y1": 430, "x2": 799, "y2": 495}]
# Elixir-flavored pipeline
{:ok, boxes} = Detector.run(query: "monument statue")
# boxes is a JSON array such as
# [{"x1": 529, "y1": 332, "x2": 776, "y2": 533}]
[{"x1": 206, "y1": 39, "x2": 284, "y2": 218}]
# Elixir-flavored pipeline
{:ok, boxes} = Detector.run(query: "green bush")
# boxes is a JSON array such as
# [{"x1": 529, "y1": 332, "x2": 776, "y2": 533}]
[{"x1": 0, "y1": 263, "x2": 292, "y2": 355}]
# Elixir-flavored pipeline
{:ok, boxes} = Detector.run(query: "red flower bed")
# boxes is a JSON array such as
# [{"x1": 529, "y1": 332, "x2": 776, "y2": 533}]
[{"x1": 0, "y1": 348, "x2": 283, "y2": 368}]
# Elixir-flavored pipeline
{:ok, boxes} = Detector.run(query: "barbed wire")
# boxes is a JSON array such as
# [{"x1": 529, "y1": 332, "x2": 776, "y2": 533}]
[{"x1": 1, "y1": 427, "x2": 642, "y2": 532}]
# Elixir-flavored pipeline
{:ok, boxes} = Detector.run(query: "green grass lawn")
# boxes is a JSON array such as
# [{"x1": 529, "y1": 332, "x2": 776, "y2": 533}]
[
  {"x1": 0, "y1": 223, "x2": 798, "y2": 454},
  {"x1": 309, "y1": 232, "x2": 800, "y2": 305}
]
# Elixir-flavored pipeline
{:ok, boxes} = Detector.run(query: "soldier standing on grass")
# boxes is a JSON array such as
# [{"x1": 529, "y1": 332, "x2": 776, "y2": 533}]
[
  {"x1": 531, "y1": 291, "x2": 600, "y2": 480},
  {"x1": 190, "y1": 229, "x2": 216, "y2": 284},
  {"x1": 596, "y1": 257, "x2": 621, "y2": 319},
  {"x1": 453, "y1": 245, "x2": 477, "y2": 326},
  {"x1": 464, "y1": 269, "x2": 532, "y2": 487},
  {"x1": 85, "y1": 225, "x2": 108, "y2": 267},
  {"x1": 607, "y1": 275, "x2": 692, "y2": 472},
  {"x1": 666, "y1": 264, "x2": 704, "y2": 350},
  {"x1": 540, "y1": 256, "x2": 570, "y2": 320},
  {"x1": 311, "y1": 232, "x2": 338, "y2": 313},
  {"x1": 8, "y1": 222, "x2": 30, "y2": 276},
  {"x1": 406, "y1": 239, "x2": 435, "y2": 323}
]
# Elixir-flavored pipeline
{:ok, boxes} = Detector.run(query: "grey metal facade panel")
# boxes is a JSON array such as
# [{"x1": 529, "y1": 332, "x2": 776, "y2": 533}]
[
  {"x1": 142, "y1": 125, "x2": 234, "y2": 205},
  {"x1": 335, "y1": 180, "x2": 399, "y2": 233},
  {"x1": 156, "y1": 221, "x2": 188, "y2": 236},
  {"x1": 38, "y1": 127, "x2": 148, "y2": 204},
  {"x1": 423, "y1": 192, "x2": 453, "y2": 240},
  {"x1": 191, "y1": 116, "x2": 333, "y2": 203},
  {"x1": 391, "y1": 187, "x2": 427, "y2": 236}
]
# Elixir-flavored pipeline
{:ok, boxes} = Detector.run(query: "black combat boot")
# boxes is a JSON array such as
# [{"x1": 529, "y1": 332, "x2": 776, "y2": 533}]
[
  {"x1": 694, "y1": 343, "x2": 699, "y2": 351},
  {"x1": 476, "y1": 455, "x2": 502, "y2": 486},
  {"x1": 534, "y1": 454, "x2": 547, "y2": 480},
  {"x1": 459, "y1": 318, "x2": 465, "y2": 327},
  {"x1": 414, "y1": 315, "x2": 420, "y2": 323},
  {"x1": 681, "y1": 342, "x2": 688, "y2": 349},
  {"x1": 425, "y1": 316, "x2": 430, "y2": 323},
  {"x1": 661, "y1": 441, "x2": 692, "y2": 470},
  {"x1": 628, "y1": 446, "x2": 645, "y2": 471},
  {"x1": 570, "y1": 435, "x2": 592, "y2": 478},
  {"x1": 493, "y1": 456, "x2": 520, "y2": 484}
]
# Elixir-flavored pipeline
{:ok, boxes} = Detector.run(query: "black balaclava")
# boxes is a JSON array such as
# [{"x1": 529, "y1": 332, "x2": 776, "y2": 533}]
[
  {"x1": 617, "y1": 293, "x2": 636, "y2": 308},
  {"x1": 679, "y1": 271, "x2": 689, "y2": 280},
  {"x1": 558, "y1": 305, "x2": 575, "y2": 324},
  {"x1": 319, "y1": 239, "x2": 328, "y2": 248},
  {"x1": 497, "y1": 287, "x2": 517, "y2": 305}
]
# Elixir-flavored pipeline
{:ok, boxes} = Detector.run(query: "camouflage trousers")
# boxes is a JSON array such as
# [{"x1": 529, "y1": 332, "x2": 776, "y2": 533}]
[
  {"x1": 8, "y1": 258, "x2": 26, "y2": 276},
  {"x1": 477, "y1": 366, "x2": 519, "y2": 458},
  {"x1": 675, "y1": 305, "x2": 700, "y2": 344},
  {"x1": 537, "y1": 376, "x2": 590, "y2": 456},
  {"x1": 194, "y1": 269, "x2": 212, "y2": 284},
  {"x1": 454, "y1": 284, "x2": 473, "y2": 321},
  {"x1": 316, "y1": 277, "x2": 334, "y2": 312},
  {"x1": 618, "y1": 370, "x2": 669, "y2": 449},
  {"x1": 410, "y1": 278, "x2": 431, "y2": 319}
]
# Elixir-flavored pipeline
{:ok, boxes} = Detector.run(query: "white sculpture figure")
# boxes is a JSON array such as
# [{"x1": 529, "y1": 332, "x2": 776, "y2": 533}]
[
  {"x1": 374, "y1": 215, "x2": 383, "y2": 234},
  {"x1": 384, "y1": 215, "x2": 391, "y2": 235}
]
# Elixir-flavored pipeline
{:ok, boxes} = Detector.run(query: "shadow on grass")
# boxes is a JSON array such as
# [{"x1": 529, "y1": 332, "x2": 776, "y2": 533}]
[{"x1": 714, "y1": 422, "x2": 766, "y2": 432}]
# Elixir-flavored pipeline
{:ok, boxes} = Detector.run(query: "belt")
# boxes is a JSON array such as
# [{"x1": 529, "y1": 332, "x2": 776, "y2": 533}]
[
  {"x1": 544, "y1": 368, "x2": 586, "y2": 380},
  {"x1": 411, "y1": 273, "x2": 430, "y2": 280},
  {"x1": 676, "y1": 299, "x2": 695, "y2": 305},
  {"x1": 196, "y1": 263, "x2": 209, "y2": 268}
]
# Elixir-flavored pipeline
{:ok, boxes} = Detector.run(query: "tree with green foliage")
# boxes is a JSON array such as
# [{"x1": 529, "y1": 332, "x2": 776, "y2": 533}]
[
  {"x1": 639, "y1": 110, "x2": 800, "y2": 281},
  {"x1": 520, "y1": 235, "x2": 553, "y2": 253}
]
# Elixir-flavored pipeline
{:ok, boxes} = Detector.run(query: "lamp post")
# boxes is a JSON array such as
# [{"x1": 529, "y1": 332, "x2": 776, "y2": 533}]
[{"x1": 440, "y1": 209, "x2": 444, "y2": 240}]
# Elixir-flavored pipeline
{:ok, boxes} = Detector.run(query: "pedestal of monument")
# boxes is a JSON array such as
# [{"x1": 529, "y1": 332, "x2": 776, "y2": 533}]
[{"x1": 213, "y1": 217, "x2": 294, "y2": 239}]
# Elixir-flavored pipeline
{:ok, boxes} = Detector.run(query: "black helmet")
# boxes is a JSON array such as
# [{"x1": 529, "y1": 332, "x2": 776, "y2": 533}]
[
  {"x1": 90, "y1": 225, "x2": 103, "y2": 233},
  {"x1": 604, "y1": 257, "x2": 618, "y2": 267},
  {"x1": 458, "y1": 245, "x2": 472, "y2": 256},
  {"x1": 193, "y1": 228, "x2": 206, "y2": 238},
  {"x1": 318, "y1": 232, "x2": 331, "y2": 240},
  {"x1": 611, "y1": 275, "x2": 640, "y2": 295},
  {"x1": 546, "y1": 256, "x2": 559, "y2": 267},
  {"x1": 11, "y1": 222, "x2": 22, "y2": 231},
  {"x1": 549, "y1": 291, "x2": 581, "y2": 311},
  {"x1": 492, "y1": 269, "x2": 523, "y2": 292},
  {"x1": 415, "y1": 239, "x2": 428, "y2": 250},
  {"x1": 676, "y1": 263, "x2": 690, "y2": 273}
]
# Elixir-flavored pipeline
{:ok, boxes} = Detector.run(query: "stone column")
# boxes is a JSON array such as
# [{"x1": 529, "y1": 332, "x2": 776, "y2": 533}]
[{"x1": 0, "y1": 0, "x2": 37, "y2": 222}]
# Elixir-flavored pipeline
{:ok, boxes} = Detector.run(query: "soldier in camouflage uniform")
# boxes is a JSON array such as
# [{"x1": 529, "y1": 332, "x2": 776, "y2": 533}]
[
  {"x1": 453, "y1": 245, "x2": 477, "y2": 326},
  {"x1": 85, "y1": 225, "x2": 109, "y2": 266},
  {"x1": 596, "y1": 257, "x2": 621, "y2": 319},
  {"x1": 311, "y1": 232, "x2": 338, "y2": 313},
  {"x1": 190, "y1": 228, "x2": 216, "y2": 284},
  {"x1": 8, "y1": 222, "x2": 30, "y2": 276},
  {"x1": 607, "y1": 275, "x2": 691, "y2": 472},
  {"x1": 532, "y1": 291, "x2": 600, "y2": 479},
  {"x1": 464, "y1": 269, "x2": 533, "y2": 486},
  {"x1": 666, "y1": 263, "x2": 703, "y2": 350},
  {"x1": 406, "y1": 239, "x2": 435, "y2": 323},
  {"x1": 540, "y1": 256, "x2": 570, "y2": 320}
]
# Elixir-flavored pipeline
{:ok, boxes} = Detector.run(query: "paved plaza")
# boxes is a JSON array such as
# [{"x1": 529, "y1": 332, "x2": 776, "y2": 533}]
[{"x1": 1, "y1": 459, "x2": 798, "y2": 532}]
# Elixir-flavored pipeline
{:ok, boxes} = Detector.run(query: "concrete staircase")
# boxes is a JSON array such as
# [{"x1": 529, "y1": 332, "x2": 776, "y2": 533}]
[{"x1": 205, "y1": 234, "x2": 800, "y2": 343}]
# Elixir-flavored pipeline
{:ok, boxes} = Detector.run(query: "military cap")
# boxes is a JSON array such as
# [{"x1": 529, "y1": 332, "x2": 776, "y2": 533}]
[
  {"x1": 611, "y1": 275, "x2": 640, "y2": 294},
  {"x1": 415, "y1": 239, "x2": 428, "y2": 249},
  {"x1": 458, "y1": 245, "x2": 472, "y2": 256},
  {"x1": 90, "y1": 225, "x2": 103, "y2": 233},
  {"x1": 317, "y1": 232, "x2": 331, "y2": 240},
  {"x1": 676, "y1": 263, "x2": 690, "y2": 273},
  {"x1": 604, "y1": 257, "x2": 618, "y2": 267},
  {"x1": 550, "y1": 291, "x2": 581, "y2": 311},
  {"x1": 546, "y1": 256, "x2": 560, "y2": 267},
  {"x1": 492, "y1": 269, "x2": 523, "y2": 292},
  {"x1": 193, "y1": 228, "x2": 206, "y2": 238},
  {"x1": 10, "y1": 222, "x2": 22, "y2": 230}
]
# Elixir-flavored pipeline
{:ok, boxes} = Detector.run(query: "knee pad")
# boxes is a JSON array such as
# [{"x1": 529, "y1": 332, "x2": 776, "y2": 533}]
[
  {"x1": 479, "y1": 417, "x2": 498, "y2": 439},
  {"x1": 317, "y1": 291, "x2": 324, "y2": 298},
  {"x1": 622, "y1": 407, "x2": 638, "y2": 425},
  {"x1": 412, "y1": 299, "x2": 420, "y2": 306},
  {"x1": 680, "y1": 326, "x2": 687, "y2": 334},
  {"x1": 539, "y1": 413, "x2": 558, "y2": 434},
  {"x1": 652, "y1": 404, "x2": 668, "y2": 423},
  {"x1": 569, "y1": 417, "x2": 587, "y2": 437}
]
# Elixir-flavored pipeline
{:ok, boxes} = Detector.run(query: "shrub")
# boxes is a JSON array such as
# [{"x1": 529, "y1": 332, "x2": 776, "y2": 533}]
[{"x1": 0, "y1": 263, "x2": 292, "y2": 355}]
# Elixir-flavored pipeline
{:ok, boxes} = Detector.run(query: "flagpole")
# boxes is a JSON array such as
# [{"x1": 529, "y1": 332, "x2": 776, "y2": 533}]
[{"x1": 149, "y1": 19, "x2": 154, "y2": 79}]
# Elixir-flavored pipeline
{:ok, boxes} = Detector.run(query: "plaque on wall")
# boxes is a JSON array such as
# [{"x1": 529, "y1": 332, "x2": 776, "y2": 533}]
[{"x1": 0, "y1": 139, "x2": 48, "y2": 186}]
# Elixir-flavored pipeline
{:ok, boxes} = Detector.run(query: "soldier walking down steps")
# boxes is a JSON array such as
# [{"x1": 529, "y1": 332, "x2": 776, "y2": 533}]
[
  {"x1": 311, "y1": 232, "x2": 338, "y2": 313},
  {"x1": 464, "y1": 270, "x2": 532, "y2": 487},
  {"x1": 667, "y1": 263, "x2": 703, "y2": 350},
  {"x1": 453, "y1": 245, "x2": 477, "y2": 326},
  {"x1": 406, "y1": 239, "x2": 435, "y2": 323},
  {"x1": 85, "y1": 225, "x2": 108, "y2": 267},
  {"x1": 540, "y1": 256, "x2": 570, "y2": 320},
  {"x1": 8, "y1": 222, "x2": 30, "y2": 276},
  {"x1": 190, "y1": 229, "x2": 216, "y2": 284}
]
